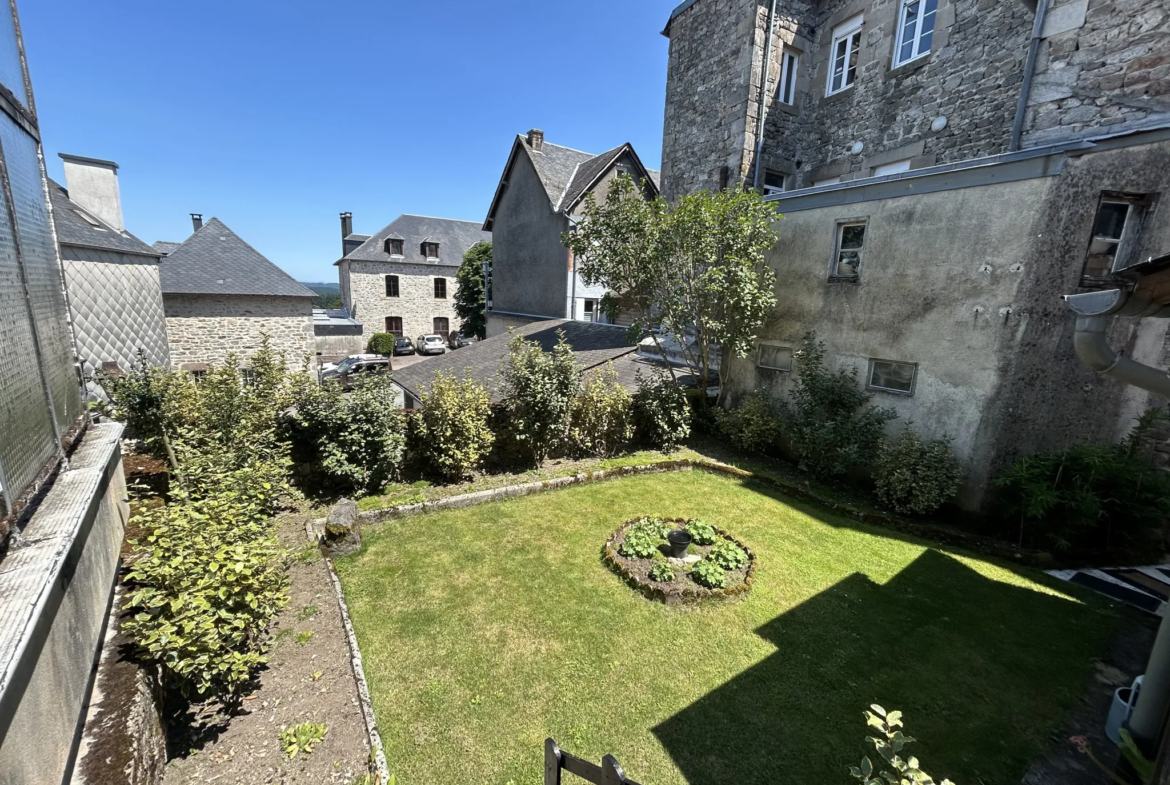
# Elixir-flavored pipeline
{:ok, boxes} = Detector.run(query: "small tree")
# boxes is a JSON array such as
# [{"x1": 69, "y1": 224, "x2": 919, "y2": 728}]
[
  {"x1": 413, "y1": 370, "x2": 495, "y2": 481},
  {"x1": 501, "y1": 330, "x2": 580, "y2": 465},
  {"x1": 368, "y1": 332, "x2": 397, "y2": 355},
  {"x1": 565, "y1": 175, "x2": 779, "y2": 405},
  {"x1": 632, "y1": 367, "x2": 691, "y2": 452},
  {"x1": 454, "y1": 241, "x2": 492, "y2": 339},
  {"x1": 569, "y1": 363, "x2": 634, "y2": 458}
]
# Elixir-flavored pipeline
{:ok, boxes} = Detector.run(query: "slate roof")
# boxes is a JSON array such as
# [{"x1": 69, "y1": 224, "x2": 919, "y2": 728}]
[
  {"x1": 47, "y1": 179, "x2": 159, "y2": 258},
  {"x1": 338, "y1": 214, "x2": 490, "y2": 267},
  {"x1": 152, "y1": 241, "x2": 182, "y2": 256},
  {"x1": 156, "y1": 217, "x2": 316, "y2": 298},
  {"x1": 390, "y1": 319, "x2": 641, "y2": 403}
]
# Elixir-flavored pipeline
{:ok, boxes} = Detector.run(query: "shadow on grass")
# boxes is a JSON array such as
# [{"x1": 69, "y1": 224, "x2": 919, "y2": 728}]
[{"x1": 652, "y1": 549, "x2": 1105, "y2": 784}]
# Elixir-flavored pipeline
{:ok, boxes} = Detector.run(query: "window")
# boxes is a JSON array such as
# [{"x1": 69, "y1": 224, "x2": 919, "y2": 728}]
[
  {"x1": 385, "y1": 274, "x2": 400, "y2": 297},
  {"x1": 423, "y1": 242, "x2": 440, "y2": 259},
  {"x1": 867, "y1": 359, "x2": 917, "y2": 395},
  {"x1": 779, "y1": 51, "x2": 798, "y2": 105},
  {"x1": 763, "y1": 170, "x2": 787, "y2": 195},
  {"x1": 433, "y1": 317, "x2": 450, "y2": 340},
  {"x1": 827, "y1": 16, "x2": 863, "y2": 95},
  {"x1": 894, "y1": 0, "x2": 937, "y2": 67},
  {"x1": 384, "y1": 238, "x2": 404, "y2": 256},
  {"x1": 1084, "y1": 194, "x2": 1148, "y2": 277},
  {"x1": 385, "y1": 316, "x2": 403, "y2": 336},
  {"x1": 584, "y1": 299, "x2": 597, "y2": 321},
  {"x1": 241, "y1": 368, "x2": 257, "y2": 387},
  {"x1": 757, "y1": 344, "x2": 794, "y2": 372},
  {"x1": 873, "y1": 159, "x2": 912, "y2": 177},
  {"x1": 831, "y1": 220, "x2": 866, "y2": 278},
  {"x1": 433, "y1": 277, "x2": 447, "y2": 299},
  {"x1": 813, "y1": 176, "x2": 842, "y2": 187}
]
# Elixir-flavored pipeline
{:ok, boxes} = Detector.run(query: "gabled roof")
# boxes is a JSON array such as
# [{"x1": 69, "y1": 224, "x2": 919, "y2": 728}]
[
  {"x1": 337, "y1": 214, "x2": 489, "y2": 267},
  {"x1": 390, "y1": 319, "x2": 639, "y2": 403},
  {"x1": 483, "y1": 134, "x2": 660, "y2": 230},
  {"x1": 157, "y1": 217, "x2": 315, "y2": 298},
  {"x1": 47, "y1": 179, "x2": 159, "y2": 259},
  {"x1": 152, "y1": 240, "x2": 182, "y2": 256}
]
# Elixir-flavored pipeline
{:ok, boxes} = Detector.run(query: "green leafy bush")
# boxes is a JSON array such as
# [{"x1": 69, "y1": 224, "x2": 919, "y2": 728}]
[
  {"x1": 280, "y1": 722, "x2": 328, "y2": 759},
  {"x1": 715, "y1": 390, "x2": 783, "y2": 452},
  {"x1": 501, "y1": 330, "x2": 581, "y2": 465},
  {"x1": 709, "y1": 539, "x2": 748, "y2": 569},
  {"x1": 850, "y1": 705, "x2": 953, "y2": 785},
  {"x1": 367, "y1": 332, "x2": 397, "y2": 355},
  {"x1": 649, "y1": 562, "x2": 676, "y2": 582},
  {"x1": 690, "y1": 558, "x2": 728, "y2": 589},
  {"x1": 569, "y1": 363, "x2": 634, "y2": 457},
  {"x1": 620, "y1": 527, "x2": 662, "y2": 559},
  {"x1": 629, "y1": 516, "x2": 673, "y2": 539},
  {"x1": 632, "y1": 367, "x2": 691, "y2": 452},
  {"x1": 994, "y1": 409, "x2": 1170, "y2": 555},
  {"x1": 875, "y1": 427, "x2": 961, "y2": 515},
  {"x1": 781, "y1": 333, "x2": 896, "y2": 479},
  {"x1": 412, "y1": 370, "x2": 495, "y2": 481},
  {"x1": 684, "y1": 519, "x2": 717, "y2": 545}
]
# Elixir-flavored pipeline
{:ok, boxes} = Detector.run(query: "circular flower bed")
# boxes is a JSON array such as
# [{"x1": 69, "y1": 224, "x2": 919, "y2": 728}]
[{"x1": 602, "y1": 516, "x2": 756, "y2": 605}]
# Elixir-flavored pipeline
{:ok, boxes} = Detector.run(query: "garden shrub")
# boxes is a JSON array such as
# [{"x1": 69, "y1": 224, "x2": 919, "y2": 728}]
[
  {"x1": 684, "y1": 518, "x2": 717, "y2": 545},
  {"x1": 709, "y1": 539, "x2": 748, "y2": 570},
  {"x1": 649, "y1": 562, "x2": 675, "y2": 582},
  {"x1": 501, "y1": 330, "x2": 581, "y2": 465},
  {"x1": 781, "y1": 333, "x2": 896, "y2": 479},
  {"x1": 367, "y1": 332, "x2": 397, "y2": 356},
  {"x1": 285, "y1": 372, "x2": 405, "y2": 494},
  {"x1": 569, "y1": 363, "x2": 634, "y2": 457},
  {"x1": 632, "y1": 366, "x2": 691, "y2": 452},
  {"x1": 851, "y1": 705, "x2": 953, "y2": 785},
  {"x1": 874, "y1": 427, "x2": 961, "y2": 515},
  {"x1": 690, "y1": 558, "x2": 728, "y2": 589},
  {"x1": 412, "y1": 370, "x2": 495, "y2": 481},
  {"x1": 714, "y1": 390, "x2": 783, "y2": 452},
  {"x1": 994, "y1": 408, "x2": 1170, "y2": 555}
]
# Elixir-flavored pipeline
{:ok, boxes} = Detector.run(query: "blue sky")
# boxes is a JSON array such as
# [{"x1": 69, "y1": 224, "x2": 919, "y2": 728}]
[{"x1": 22, "y1": 0, "x2": 677, "y2": 282}]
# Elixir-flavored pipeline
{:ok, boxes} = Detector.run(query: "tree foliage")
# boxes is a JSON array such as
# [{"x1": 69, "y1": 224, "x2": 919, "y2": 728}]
[
  {"x1": 412, "y1": 370, "x2": 495, "y2": 481},
  {"x1": 368, "y1": 332, "x2": 398, "y2": 355},
  {"x1": 454, "y1": 241, "x2": 492, "y2": 339},
  {"x1": 501, "y1": 330, "x2": 581, "y2": 466},
  {"x1": 564, "y1": 175, "x2": 779, "y2": 404}
]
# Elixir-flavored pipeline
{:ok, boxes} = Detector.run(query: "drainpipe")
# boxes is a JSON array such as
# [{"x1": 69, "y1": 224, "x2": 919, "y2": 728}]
[
  {"x1": 1064, "y1": 289, "x2": 1170, "y2": 751},
  {"x1": 1009, "y1": 0, "x2": 1050, "y2": 152},
  {"x1": 752, "y1": 0, "x2": 780, "y2": 190}
]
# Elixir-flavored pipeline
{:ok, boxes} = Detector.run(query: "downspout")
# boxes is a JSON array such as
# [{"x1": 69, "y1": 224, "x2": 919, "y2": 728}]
[
  {"x1": 1064, "y1": 289, "x2": 1170, "y2": 751},
  {"x1": 1009, "y1": 0, "x2": 1050, "y2": 152},
  {"x1": 752, "y1": 0, "x2": 780, "y2": 190}
]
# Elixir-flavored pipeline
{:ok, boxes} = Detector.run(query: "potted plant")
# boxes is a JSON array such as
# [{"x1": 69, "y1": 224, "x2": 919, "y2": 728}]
[{"x1": 666, "y1": 528, "x2": 693, "y2": 558}]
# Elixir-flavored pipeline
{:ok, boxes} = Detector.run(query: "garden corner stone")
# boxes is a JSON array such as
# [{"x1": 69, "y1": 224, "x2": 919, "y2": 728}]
[{"x1": 326, "y1": 498, "x2": 361, "y2": 556}]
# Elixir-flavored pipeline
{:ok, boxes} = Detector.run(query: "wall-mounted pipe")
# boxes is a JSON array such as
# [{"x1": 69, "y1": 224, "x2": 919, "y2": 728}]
[
  {"x1": 1009, "y1": 0, "x2": 1050, "y2": 151},
  {"x1": 751, "y1": 0, "x2": 780, "y2": 190},
  {"x1": 1071, "y1": 314, "x2": 1170, "y2": 397}
]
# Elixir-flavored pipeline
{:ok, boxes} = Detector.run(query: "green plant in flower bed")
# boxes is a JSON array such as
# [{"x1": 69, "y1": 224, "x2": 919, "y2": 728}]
[
  {"x1": 685, "y1": 518, "x2": 717, "y2": 545},
  {"x1": 709, "y1": 539, "x2": 749, "y2": 570},
  {"x1": 649, "y1": 562, "x2": 676, "y2": 583},
  {"x1": 690, "y1": 558, "x2": 728, "y2": 589},
  {"x1": 280, "y1": 721, "x2": 328, "y2": 759},
  {"x1": 630, "y1": 516, "x2": 673, "y2": 539},
  {"x1": 620, "y1": 527, "x2": 661, "y2": 559}
]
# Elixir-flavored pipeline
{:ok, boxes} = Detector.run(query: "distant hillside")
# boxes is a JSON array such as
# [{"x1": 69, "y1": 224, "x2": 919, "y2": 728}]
[
  {"x1": 301, "y1": 281, "x2": 340, "y2": 293},
  {"x1": 302, "y1": 282, "x2": 342, "y2": 309}
]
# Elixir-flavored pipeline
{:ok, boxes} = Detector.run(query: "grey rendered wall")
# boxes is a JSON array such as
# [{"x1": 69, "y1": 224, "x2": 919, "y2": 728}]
[
  {"x1": 163, "y1": 294, "x2": 314, "y2": 368},
  {"x1": 491, "y1": 151, "x2": 570, "y2": 320},
  {"x1": 0, "y1": 422, "x2": 127, "y2": 785}
]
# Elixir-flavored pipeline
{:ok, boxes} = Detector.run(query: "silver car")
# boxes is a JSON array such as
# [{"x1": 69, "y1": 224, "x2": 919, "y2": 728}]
[{"x1": 416, "y1": 334, "x2": 447, "y2": 355}]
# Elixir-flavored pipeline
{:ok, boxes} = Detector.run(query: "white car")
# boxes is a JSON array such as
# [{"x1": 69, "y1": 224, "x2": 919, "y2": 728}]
[{"x1": 416, "y1": 334, "x2": 447, "y2": 356}]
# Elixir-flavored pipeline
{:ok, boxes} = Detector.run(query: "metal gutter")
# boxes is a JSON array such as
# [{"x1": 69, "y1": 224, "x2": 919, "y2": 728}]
[
  {"x1": 752, "y1": 0, "x2": 780, "y2": 191},
  {"x1": 1010, "y1": 0, "x2": 1050, "y2": 151}
]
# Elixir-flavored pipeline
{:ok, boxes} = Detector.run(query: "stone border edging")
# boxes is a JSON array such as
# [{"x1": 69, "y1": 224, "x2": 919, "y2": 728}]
[
  {"x1": 355, "y1": 457, "x2": 1049, "y2": 566},
  {"x1": 323, "y1": 554, "x2": 391, "y2": 785}
]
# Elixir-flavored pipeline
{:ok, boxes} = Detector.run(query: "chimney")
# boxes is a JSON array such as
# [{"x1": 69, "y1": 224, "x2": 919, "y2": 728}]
[
  {"x1": 527, "y1": 129, "x2": 544, "y2": 152},
  {"x1": 340, "y1": 212, "x2": 353, "y2": 255},
  {"x1": 58, "y1": 153, "x2": 124, "y2": 231},
  {"x1": 190, "y1": 213, "x2": 203, "y2": 232}
]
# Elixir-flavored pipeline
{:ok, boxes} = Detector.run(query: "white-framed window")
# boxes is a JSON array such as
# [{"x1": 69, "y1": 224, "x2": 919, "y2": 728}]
[
  {"x1": 779, "y1": 50, "x2": 799, "y2": 105},
  {"x1": 827, "y1": 16, "x2": 863, "y2": 95},
  {"x1": 867, "y1": 359, "x2": 917, "y2": 395},
  {"x1": 1084, "y1": 194, "x2": 1148, "y2": 277},
  {"x1": 873, "y1": 159, "x2": 912, "y2": 177},
  {"x1": 831, "y1": 220, "x2": 866, "y2": 278},
  {"x1": 757, "y1": 344, "x2": 794, "y2": 372},
  {"x1": 763, "y1": 169, "x2": 787, "y2": 195},
  {"x1": 893, "y1": 0, "x2": 938, "y2": 67},
  {"x1": 813, "y1": 176, "x2": 842, "y2": 187}
]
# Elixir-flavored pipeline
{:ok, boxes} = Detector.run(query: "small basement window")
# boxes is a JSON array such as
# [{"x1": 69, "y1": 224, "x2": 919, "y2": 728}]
[
  {"x1": 433, "y1": 277, "x2": 447, "y2": 299},
  {"x1": 757, "y1": 344, "x2": 794, "y2": 372},
  {"x1": 867, "y1": 359, "x2": 917, "y2": 395},
  {"x1": 763, "y1": 170, "x2": 787, "y2": 195},
  {"x1": 831, "y1": 220, "x2": 866, "y2": 279},
  {"x1": 385, "y1": 274, "x2": 400, "y2": 297},
  {"x1": 385, "y1": 238, "x2": 404, "y2": 256},
  {"x1": 779, "y1": 51, "x2": 799, "y2": 105},
  {"x1": 873, "y1": 159, "x2": 912, "y2": 177},
  {"x1": 1083, "y1": 193, "x2": 1150, "y2": 277}
]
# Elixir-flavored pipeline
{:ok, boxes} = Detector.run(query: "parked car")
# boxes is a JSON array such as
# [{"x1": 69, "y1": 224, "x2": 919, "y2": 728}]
[
  {"x1": 416, "y1": 334, "x2": 447, "y2": 355},
  {"x1": 319, "y1": 353, "x2": 381, "y2": 374},
  {"x1": 393, "y1": 337, "x2": 416, "y2": 356},
  {"x1": 321, "y1": 355, "x2": 391, "y2": 389},
  {"x1": 449, "y1": 332, "x2": 479, "y2": 350}
]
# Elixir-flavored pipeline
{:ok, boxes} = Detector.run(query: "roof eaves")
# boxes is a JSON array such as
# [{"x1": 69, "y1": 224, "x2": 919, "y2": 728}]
[
  {"x1": 484, "y1": 136, "x2": 525, "y2": 231},
  {"x1": 662, "y1": 0, "x2": 699, "y2": 36}
]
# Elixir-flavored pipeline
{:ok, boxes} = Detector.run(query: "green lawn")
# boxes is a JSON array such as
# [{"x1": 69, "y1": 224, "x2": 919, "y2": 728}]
[{"x1": 337, "y1": 470, "x2": 1117, "y2": 785}]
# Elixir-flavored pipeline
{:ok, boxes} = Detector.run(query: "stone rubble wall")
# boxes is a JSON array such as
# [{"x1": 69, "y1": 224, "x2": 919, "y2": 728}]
[
  {"x1": 163, "y1": 293, "x2": 314, "y2": 368},
  {"x1": 343, "y1": 260, "x2": 462, "y2": 343}
]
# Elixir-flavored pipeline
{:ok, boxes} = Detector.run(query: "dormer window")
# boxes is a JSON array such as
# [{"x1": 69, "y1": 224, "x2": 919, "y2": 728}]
[
  {"x1": 423, "y1": 242, "x2": 440, "y2": 260},
  {"x1": 384, "y1": 238, "x2": 404, "y2": 256}
]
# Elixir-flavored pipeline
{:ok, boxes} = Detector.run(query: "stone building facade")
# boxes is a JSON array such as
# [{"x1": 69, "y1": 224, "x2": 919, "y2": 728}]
[
  {"x1": 163, "y1": 294, "x2": 314, "y2": 368},
  {"x1": 336, "y1": 213, "x2": 490, "y2": 345}
]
